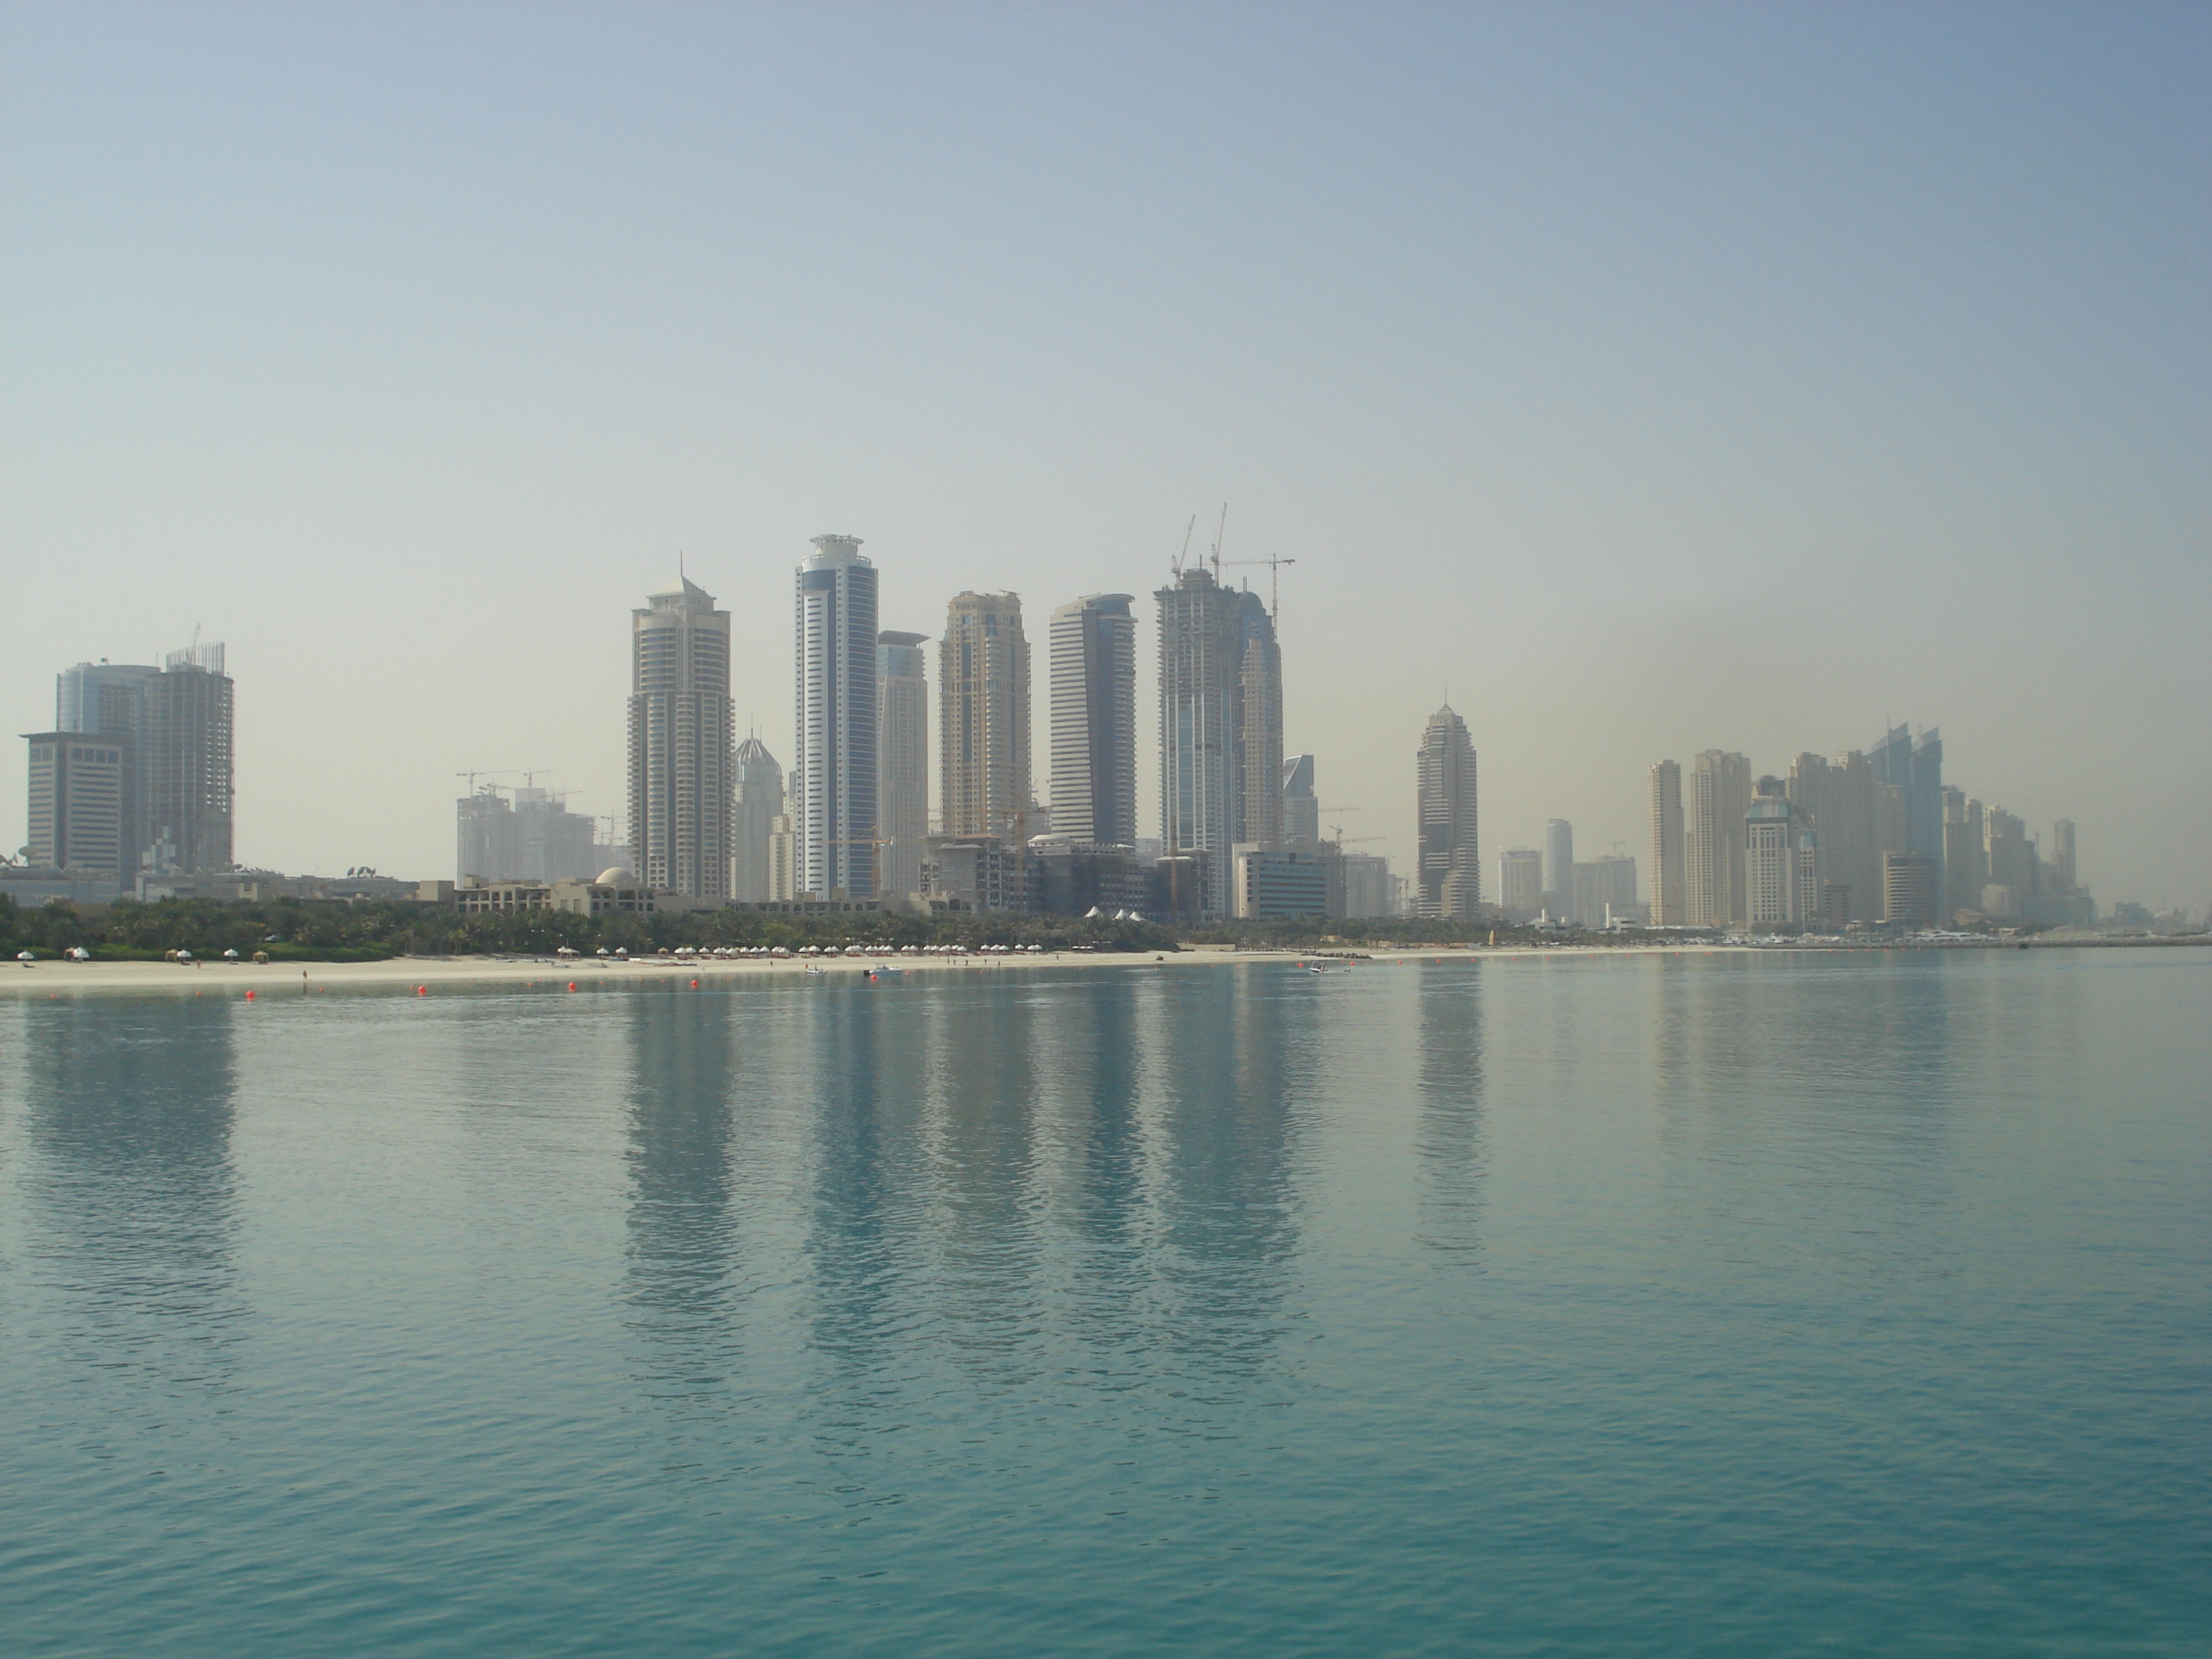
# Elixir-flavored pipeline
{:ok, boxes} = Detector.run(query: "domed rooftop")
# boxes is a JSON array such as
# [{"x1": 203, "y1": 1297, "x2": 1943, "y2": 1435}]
[{"x1": 597, "y1": 867, "x2": 639, "y2": 887}]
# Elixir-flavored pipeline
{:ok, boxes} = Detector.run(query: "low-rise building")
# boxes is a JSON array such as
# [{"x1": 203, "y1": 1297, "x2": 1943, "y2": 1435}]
[
  {"x1": 0, "y1": 863, "x2": 122, "y2": 907},
  {"x1": 453, "y1": 868, "x2": 660, "y2": 917},
  {"x1": 1232, "y1": 843, "x2": 1329, "y2": 920},
  {"x1": 1027, "y1": 837, "x2": 1146, "y2": 917},
  {"x1": 728, "y1": 898, "x2": 883, "y2": 917},
  {"x1": 924, "y1": 835, "x2": 1030, "y2": 913},
  {"x1": 1148, "y1": 855, "x2": 1210, "y2": 923}
]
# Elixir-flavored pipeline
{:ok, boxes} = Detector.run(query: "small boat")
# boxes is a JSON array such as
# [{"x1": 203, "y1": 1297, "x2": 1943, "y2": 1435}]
[{"x1": 804, "y1": 966, "x2": 826, "y2": 976}]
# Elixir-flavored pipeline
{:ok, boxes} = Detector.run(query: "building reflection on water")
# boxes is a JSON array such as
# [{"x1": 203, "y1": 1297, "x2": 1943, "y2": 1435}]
[
  {"x1": 1414, "y1": 963, "x2": 1486, "y2": 1262},
  {"x1": 608, "y1": 966, "x2": 1330, "y2": 1450},
  {"x1": 621, "y1": 986, "x2": 745, "y2": 1398},
  {"x1": 791, "y1": 976, "x2": 936, "y2": 1422},
  {"x1": 1644, "y1": 953, "x2": 2010, "y2": 1236},
  {"x1": 1048, "y1": 971, "x2": 1148, "y2": 1355},
  {"x1": 18, "y1": 996, "x2": 244, "y2": 1390},
  {"x1": 1146, "y1": 967, "x2": 1308, "y2": 1380}
]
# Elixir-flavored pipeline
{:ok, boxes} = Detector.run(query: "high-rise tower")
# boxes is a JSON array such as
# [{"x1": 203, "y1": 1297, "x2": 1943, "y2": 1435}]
[
  {"x1": 1542, "y1": 819, "x2": 1574, "y2": 915},
  {"x1": 732, "y1": 734, "x2": 784, "y2": 901},
  {"x1": 1786, "y1": 750, "x2": 1879, "y2": 922},
  {"x1": 1281, "y1": 754, "x2": 1318, "y2": 853},
  {"x1": 1687, "y1": 749, "x2": 1751, "y2": 928},
  {"x1": 1416, "y1": 705, "x2": 1480, "y2": 918},
  {"x1": 30, "y1": 646, "x2": 233, "y2": 881},
  {"x1": 2049, "y1": 818, "x2": 2077, "y2": 891},
  {"x1": 1745, "y1": 776, "x2": 1819, "y2": 927},
  {"x1": 1648, "y1": 760, "x2": 1686, "y2": 926},
  {"x1": 1049, "y1": 594, "x2": 1137, "y2": 848},
  {"x1": 794, "y1": 535, "x2": 878, "y2": 898},
  {"x1": 1498, "y1": 847, "x2": 1543, "y2": 920},
  {"x1": 1155, "y1": 567, "x2": 1282, "y2": 917},
  {"x1": 876, "y1": 631, "x2": 929, "y2": 898},
  {"x1": 22, "y1": 732, "x2": 129, "y2": 879},
  {"x1": 142, "y1": 642, "x2": 234, "y2": 876},
  {"x1": 52, "y1": 658, "x2": 157, "y2": 876},
  {"x1": 628, "y1": 576, "x2": 733, "y2": 900},
  {"x1": 1871, "y1": 724, "x2": 1945, "y2": 896},
  {"x1": 940, "y1": 593, "x2": 1030, "y2": 842},
  {"x1": 1233, "y1": 590, "x2": 1284, "y2": 851}
]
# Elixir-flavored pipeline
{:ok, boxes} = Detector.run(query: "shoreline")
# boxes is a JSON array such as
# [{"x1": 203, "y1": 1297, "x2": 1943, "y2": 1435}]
[
  {"x1": 0, "y1": 943, "x2": 1748, "y2": 997},
  {"x1": 6, "y1": 936, "x2": 2193, "y2": 997}
]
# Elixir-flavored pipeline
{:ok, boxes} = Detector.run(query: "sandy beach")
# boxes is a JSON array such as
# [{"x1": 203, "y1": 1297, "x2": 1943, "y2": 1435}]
[{"x1": 0, "y1": 942, "x2": 1739, "y2": 997}]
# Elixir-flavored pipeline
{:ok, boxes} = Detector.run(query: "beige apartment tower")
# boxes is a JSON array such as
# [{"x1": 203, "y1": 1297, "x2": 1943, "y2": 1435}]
[
  {"x1": 628, "y1": 575, "x2": 734, "y2": 901},
  {"x1": 1686, "y1": 749, "x2": 1751, "y2": 928},
  {"x1": 940, "y1": 593, "x2": 1031, "y2": 841}
]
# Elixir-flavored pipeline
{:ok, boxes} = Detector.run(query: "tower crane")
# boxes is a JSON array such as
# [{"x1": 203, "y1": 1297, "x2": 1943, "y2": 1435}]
[
  {"x1": 456, "y1": 769, "x2": 518, "y2": 796},
  {"x1": 1222, "y1": 555, "x2": 1297, "y2": 619}
]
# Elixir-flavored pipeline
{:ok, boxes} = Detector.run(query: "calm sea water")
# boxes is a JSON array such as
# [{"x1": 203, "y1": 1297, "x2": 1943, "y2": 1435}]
[{"x1": 1, "y1": 951, "x2": 2206, "y2": 1655}]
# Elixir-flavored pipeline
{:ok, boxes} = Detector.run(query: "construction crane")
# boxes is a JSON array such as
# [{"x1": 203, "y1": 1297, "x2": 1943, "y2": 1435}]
[
  {"x1": 456, "y1": 769, "x2": 518, "y2": 796},
  {"x1": 1170, "y1": 515, "x2": 1198, "y2": 576},
  {"x1": 1223, "y1": 554, "x2": 1296, "y2": 619}
]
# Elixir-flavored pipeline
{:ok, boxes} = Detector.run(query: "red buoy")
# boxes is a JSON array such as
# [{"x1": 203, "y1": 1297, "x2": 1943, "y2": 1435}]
[
  {"x1": 568, "y1": 981, "x2": 577, "y2": 992},
  {"x1": 691, "y1": 979, "x2": 700, "y2": 989},
  {"x1": 245, "y1": 990, "x2": 255, "y2": 999},
  {"x1": 417, "y1": 986, "x2": 427, "y2": 996}
]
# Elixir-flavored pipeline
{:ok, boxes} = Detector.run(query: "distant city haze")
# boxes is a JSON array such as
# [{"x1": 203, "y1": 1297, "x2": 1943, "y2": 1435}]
[{"x1": 4, "y1": 5, "x2": 2205, "y2": 907}]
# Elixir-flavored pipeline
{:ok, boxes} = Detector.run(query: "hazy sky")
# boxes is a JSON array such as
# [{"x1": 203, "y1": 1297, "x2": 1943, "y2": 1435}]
[{"x1": 4, "y1": 3, "x2": 2206, "y2": 905}]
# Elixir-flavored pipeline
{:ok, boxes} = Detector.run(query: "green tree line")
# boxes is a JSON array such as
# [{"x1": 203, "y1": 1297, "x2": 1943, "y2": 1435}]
[
  {"x1": 0, "y1": 894, "x2": 1185, "y2": 961},
  {"x1": 1, "y1": 893, "x2": 1683, "y2": 961}
]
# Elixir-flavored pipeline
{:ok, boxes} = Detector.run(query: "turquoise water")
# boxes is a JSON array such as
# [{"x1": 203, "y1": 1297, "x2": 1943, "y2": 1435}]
[{"x1": 1, "y1": 951, "x2": 2206, "y2": 1655}]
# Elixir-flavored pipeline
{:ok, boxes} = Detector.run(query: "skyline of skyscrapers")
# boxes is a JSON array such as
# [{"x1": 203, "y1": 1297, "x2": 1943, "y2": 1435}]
[
  {"x1": 1416, "y1": 704, "x2": 1479, "y2": 918},
  {"x1": 940, "y1": 592, "x2": 1032, "y2": 843},
  {"x1": 627, "y1": 575, "x2": 732, "y2": 902},
  {"x1": 1048, "y1": 593, "x2": 1138, "y2": 850},
  {"x1": 1640, "y1": 725, "x2": 2092, "y2": 932},
  {"x1": 8, "y1": 548, "x2": 2108, "y2": 926},
  {"x1": 794, "y1": 534, "x2": 879, "y2": 899}
]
